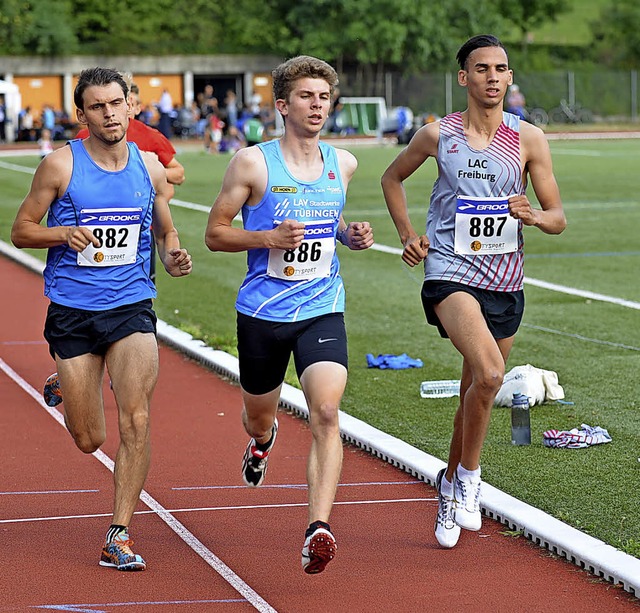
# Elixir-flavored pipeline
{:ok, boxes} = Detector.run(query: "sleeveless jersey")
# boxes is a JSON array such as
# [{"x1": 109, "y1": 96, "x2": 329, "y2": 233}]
[
  {"x1": 43, "y1": 139, "x2": 156, "y2": 310},
  {"x1": 425, "y1": 112, "x2": 525, "y2": 291},
  {"x1": 236, "y1": 139, "x2": 346, "y2": 322}
]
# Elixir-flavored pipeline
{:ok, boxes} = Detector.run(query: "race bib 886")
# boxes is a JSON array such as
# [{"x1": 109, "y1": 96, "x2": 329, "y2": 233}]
[{"x1": 267, "y1": 220, "x2": 335, "y2": 281}]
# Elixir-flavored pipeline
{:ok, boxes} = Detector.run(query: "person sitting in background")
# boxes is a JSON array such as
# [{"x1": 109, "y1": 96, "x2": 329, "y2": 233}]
[
  {"x1": 38, "y1": 128, "x2": 54, "y2": 158},
  {"x1": 506, "y1": 84, "x2": 527, "y2": 120},
  {"x1": 243, "y1": 114, "x2": 265, "y2": 146}
]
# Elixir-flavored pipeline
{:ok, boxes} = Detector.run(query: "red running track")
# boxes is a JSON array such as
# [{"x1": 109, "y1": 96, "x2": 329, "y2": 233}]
[{"x1": 0, "y1": 253, "x2": 637, "y2": 613}]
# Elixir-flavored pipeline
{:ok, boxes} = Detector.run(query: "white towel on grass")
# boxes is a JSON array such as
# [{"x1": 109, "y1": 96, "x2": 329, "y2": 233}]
[
  {"x1": 542, "y1": 424, "x2": 612, "y2": 448},
  {"x1": 495, "y1": 364, "x2": 565, "y2": 407}
]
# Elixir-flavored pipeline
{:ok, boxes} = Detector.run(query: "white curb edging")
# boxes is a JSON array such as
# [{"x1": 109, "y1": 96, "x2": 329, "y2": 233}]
[{"x1": 2, "y1": 240, "x2": 638, "y2": 596}]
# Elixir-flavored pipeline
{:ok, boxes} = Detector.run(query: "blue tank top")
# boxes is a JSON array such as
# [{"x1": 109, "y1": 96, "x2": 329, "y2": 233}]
[
  {"x1": 43, "y1": 139, "x2": 156, "y2": 310},
  {"x1": 236, "y1": 139, "x2": 346, "y2": 322},
  {"x1": 425, "y1": 112, "x2": 525, "y2": 292}
]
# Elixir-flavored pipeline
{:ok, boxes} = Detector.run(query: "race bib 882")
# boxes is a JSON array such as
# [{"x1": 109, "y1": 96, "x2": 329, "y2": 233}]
[{"x1": 77, "y1": 207, "x2": 142, "y2": 267}]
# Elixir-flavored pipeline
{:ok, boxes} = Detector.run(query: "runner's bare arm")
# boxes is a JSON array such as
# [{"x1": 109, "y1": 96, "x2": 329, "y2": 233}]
[
  {"x1": 333, "y1": 149, "x2": 374, "y2": 250},
  {"x1": 205, "y1": 147, "x2": 305, "y2": 253},
  {"x1": 511, "y1": 123, "x2": 566, "y2": 234},
  {"x1": 11, "y1": 148, "x2": 99, "y2": 251},
  {"x1": 146, "y1": 153, "x2": 192, "y2": 277},
  {"x1": 381, "y1": 122, "x2": 439, "y2": 265},
  {"x1": 164, "y1": 157, "x2": 185, "y2": 185}
]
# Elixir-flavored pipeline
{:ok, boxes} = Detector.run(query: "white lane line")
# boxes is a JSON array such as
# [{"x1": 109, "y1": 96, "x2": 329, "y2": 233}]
[
  {"x1": 32, "y1": 598, "x2": 246, "y2": 611},
  {"x1": 173, "y1": 480, "x2": 423, "y2": 490},
  {"x1": 522, "y1": 323, "x2": 640, "y2": 351},
  {"x1": 0, "y1": 489, "x2": 99, "y2": 495},
  {"x1": 0, "y1": 498, "x2": 435, "y2": 526},
  {"x1": 0, "y1": 356, "x2": 276, "y2": 613}
]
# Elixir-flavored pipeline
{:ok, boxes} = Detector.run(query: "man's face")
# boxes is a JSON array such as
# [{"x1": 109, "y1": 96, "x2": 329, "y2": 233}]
[
  {"x1": 276, "y1": 77, "x2": 332, "y2": 133},
  {"x1": 458, "y1": 46, "x2": 513, "y2": 109},
  {"x1": 76, "y1": 82, "x2": 130, "y2": 144}
]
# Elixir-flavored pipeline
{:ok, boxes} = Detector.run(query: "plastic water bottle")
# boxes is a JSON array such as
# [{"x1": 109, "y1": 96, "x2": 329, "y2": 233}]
[
  {"x1": 511, "y1": 392, "x2": 531, "y2": 445},
  {"x1": 420, "y1": 380, "x2": 461, "y2": 398}
]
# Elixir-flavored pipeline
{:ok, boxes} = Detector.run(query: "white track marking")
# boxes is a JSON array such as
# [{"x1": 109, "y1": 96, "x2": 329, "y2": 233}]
[{"x1": 0, "y1": 357, "x2": 276, "y2": 613}]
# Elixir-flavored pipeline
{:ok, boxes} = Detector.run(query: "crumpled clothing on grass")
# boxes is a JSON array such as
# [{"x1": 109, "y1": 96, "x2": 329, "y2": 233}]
[
  {"x1": 543, "y1": 424, "x2": 611, "y2": 448},
  {"x1": 366, "y1": 353, "x2": 423, "y2": 370}
]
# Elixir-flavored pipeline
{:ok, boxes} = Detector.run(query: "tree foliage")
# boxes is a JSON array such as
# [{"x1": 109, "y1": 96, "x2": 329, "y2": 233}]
[
  {"x1": 0, "y1": 0, "x2": 633, "y2": 76},
  {"x1": 591, "y1": 0, "x2": 640, "y2": 68},
  {"x1": 495, "y1": 0, "x2": 570, "y2": 41}
]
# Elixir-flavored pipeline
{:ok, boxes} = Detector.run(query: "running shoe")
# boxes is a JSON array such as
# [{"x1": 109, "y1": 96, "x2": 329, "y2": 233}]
[
  {"x1": 43, "y1": 372, "x2": 63, "y2": 407},
  {"x1": 453, "y1": 470, "x2": 482, "y2": 531},
  {"x1": 99, "y1": 533, "x2": 146, "y2": 571},
  {"x1": 301, "y1": 527, "x2": 337, "y2": 574},
  {"x1": 434, "y1": 468, "x2": 461, "y2": 548},
  {"x1": 241, "y1": 419, "x2": 278, "y2": 487}
]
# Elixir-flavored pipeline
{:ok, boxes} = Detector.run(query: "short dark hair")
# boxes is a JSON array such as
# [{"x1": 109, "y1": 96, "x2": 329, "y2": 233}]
[
  {"x1": 74, "y1": 67, "x2": 128, "y2": 110},
  {"x1": 456, "y1": 35, "x2": 508, "y2": 70},
  {"x1": 272, "y1": 55, "x2": 338, "y2": 102}
]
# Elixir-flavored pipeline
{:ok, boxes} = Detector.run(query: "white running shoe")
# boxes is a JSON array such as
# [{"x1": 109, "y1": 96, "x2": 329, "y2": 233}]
[
  {"x1": 434, "y1": 468, "x2": 461, "y2": 548},
  {"x1": 453, "y1": 470, "x2": 482, "y2": 531}
]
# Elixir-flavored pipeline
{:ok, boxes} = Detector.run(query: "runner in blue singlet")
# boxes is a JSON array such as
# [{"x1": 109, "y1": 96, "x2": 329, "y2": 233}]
[
  {"x1": 205, "y1": 55, "x2": 374, "y2": 575},
  {"x1": 11, "y1": 67, "x2": 192, "y2": 571}
]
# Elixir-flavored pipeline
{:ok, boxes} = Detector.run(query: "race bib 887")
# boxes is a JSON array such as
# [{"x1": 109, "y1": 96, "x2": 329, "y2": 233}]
[{"x1": 454, "y1": 196, "x2": 518, "y2": 255}]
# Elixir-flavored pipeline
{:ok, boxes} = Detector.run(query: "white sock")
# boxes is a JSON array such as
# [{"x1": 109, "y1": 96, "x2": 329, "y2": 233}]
[
  {"x1": 440, "y1": 473, "x2": 454, "y2": 497},
  {"x1": 457, "y1": 463, "x2": 481, "y2": 481}
]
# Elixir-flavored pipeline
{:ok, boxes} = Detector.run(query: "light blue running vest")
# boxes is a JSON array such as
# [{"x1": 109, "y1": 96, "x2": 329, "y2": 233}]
[
  {"x1": 43, "y1": 139, "x2": 156, "y2": 309},
  {"x1": 425, "y1": 112, "x2": 525, "y2": 292},
  {"x1": 236, "y1": 139, "x2": 346, "y2": 322}
]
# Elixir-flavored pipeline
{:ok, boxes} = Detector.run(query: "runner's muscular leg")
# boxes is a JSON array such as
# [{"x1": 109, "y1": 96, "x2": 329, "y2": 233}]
[
  {"x1": 435, "y1": 292, "x2": 512, "y2": 472},
  {"x1": 300, "y1": 361, "x2": 347, "y2": 524},
  {"x1": 56, "y1": 352, "x2": 107, "y2": 453},
  {"x1": 241, "y1": 386, "x2": 282, "y2": 444},
  {"x1": 105, "y1": 332, "x2": 158, "y2": 527}
]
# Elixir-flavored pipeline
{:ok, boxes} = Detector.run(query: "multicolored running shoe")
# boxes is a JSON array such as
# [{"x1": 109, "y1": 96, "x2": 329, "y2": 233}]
[
  {"x1": 43, "y1": 372, "x2": 63, "y2": 407},
  {"x1": 99, "y1": 534, "x2": 146, "y2": 571}
]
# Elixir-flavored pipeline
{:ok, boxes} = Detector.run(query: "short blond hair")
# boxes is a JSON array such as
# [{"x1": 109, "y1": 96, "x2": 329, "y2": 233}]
[{"x1": 272, "y1": 56, "x2": 338, "y2": 102}]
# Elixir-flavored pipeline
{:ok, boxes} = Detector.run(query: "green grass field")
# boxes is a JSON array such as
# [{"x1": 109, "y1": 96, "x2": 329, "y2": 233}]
[
  {"x1": 506, "y1": 0, "x2": 608, "y2": 46},
  {"x1": 1, "y1": 136, "x2": 639, "y2": 559}
]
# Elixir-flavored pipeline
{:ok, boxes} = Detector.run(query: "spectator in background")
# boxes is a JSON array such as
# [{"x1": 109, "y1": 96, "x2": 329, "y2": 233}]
[
  {"x1": 506, "y1": 84, "x2": 527, "y2": 120},
  {"x1": 0, "y1": 96, "x2": 6, "y2": 142},
  {"x1": 219, "y1": 124, "x2": 245, "y2": 154},
  {"x1": 38, "y1": 128, "x2": 54, "y2": 158},
  {"x1": 157, "y1": 88, "x2": 174, "y2": 139},
  {"x1": 224, "y1": 89, "x2": 239, "y2": 129},
  {"x1": 205, "y1": 109, "x2": 225, "y2": 153},
  {"x1": 19, "y1": 106, "x2": 35, "y2": 141},
  {"x1": 243, "y1": 114, "x2": 265, "y2": 146},
  {"x1": 41, "y1": 104, "x2": 56, "y2": 134}
]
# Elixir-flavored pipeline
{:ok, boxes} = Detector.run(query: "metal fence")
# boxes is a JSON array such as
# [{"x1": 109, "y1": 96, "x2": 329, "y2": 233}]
[{"x1": 345, "y1": 70, "x2": 640, "y2": 124}]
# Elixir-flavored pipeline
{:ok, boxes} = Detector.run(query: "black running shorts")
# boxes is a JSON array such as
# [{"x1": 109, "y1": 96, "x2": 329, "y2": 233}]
[
  {"x1": 44, "y1": 299, "x2": 157, "y2": 360},
  {"x1": 236, "y1": 312, "x2": 348, "y2": 395},
  {"x1": 421, "y1": 280, "x2": 524, "y2": 340}
]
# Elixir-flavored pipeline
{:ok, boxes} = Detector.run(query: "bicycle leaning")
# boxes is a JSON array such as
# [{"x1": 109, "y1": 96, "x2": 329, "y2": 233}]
[{"x1": 548, "y1": 99, "x2": 593, "y2": 124}]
